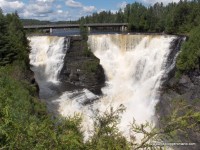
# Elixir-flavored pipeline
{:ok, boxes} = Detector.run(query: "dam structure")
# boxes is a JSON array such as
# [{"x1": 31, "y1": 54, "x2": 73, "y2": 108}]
[{"x1": 28, "y1": 34, "x2": 182, "y2": 140}]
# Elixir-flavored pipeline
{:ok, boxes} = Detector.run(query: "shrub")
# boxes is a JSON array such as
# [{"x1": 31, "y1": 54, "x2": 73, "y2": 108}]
[{"x1": 83, "y1": 60, "x2": 99, "y2": 73}]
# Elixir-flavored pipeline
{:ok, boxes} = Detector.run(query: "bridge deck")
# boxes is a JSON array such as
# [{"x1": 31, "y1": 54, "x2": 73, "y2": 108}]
[{"x1": 24, "y1": 23, "x2": 128, "y2": 29}]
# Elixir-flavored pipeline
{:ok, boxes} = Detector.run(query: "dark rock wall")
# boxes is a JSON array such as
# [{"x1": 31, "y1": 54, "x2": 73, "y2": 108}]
[
  {"x1": 157, "y1": 36, "x2": 200, "y2": 150},
  {"x1": 60, "y1": 36, "x2": 105, "y2": 95},
  {"x1": 157, "y1": 70, "x2": 200, "y2": 150}
]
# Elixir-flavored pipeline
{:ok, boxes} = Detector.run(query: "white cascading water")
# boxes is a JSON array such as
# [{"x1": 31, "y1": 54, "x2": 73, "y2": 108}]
[
  {"x1": 87, "y1": 34, "x2": 176, "y2": 138},
  {"x1": 29, "y1": 34, "x2": 176, "y2": 141},
  {"x1": 29, "y1": 36, "x2": 69, "y2": 99}
]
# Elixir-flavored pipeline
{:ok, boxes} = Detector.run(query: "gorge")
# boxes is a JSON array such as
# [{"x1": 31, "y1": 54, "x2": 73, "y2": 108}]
[
  {"x1": 28, "y1": 34, "x2": 185, "y2": 141},
  {"x1": 1, "y1": 1, "x2": 200, "y2": 149}
]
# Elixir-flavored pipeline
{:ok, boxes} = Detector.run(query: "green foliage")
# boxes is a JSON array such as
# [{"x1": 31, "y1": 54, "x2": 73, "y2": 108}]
[
  {"x1": 0, "y1": 65, "x2": 85, "y2": 150},
  {"x1": 85, "y1": 101, "x2": 200, "y2": 150},
  {"x1": 0, "y1": 11, "x2": 29, "y2": 67},
  {"x1": 86, "y1": 105, "x2": 130, "y2": 150},
  {"x1": 78, "y1": 1, "x2": 200, "y2": 33},
  {"x1": 158, "y1": 98, "x2": 200, "y2": 142},
  {"x1": 176, "y1": 26, "x2": 200, "y2": 74},
  {"x1": 1, "y1": 65, "x2": 199, "y2": 149},
  {"x1": 21, "y1": 19, "x2": 51, "y2": 25},
  {"x1": 82, "y1": 40, "x2": 92, "y2": 57},
  {"x1": 80, "y1": 40, "x2": 100, "y2": 73},
  {"x1": 83, "y1": 60, "x2": 99, "y2": 73},
  {"x1": 21, "y1": 19, "x2": 78, "y2": 26},
  {"x1": 80, "y1": 22, "x2": 88, "y2": 41},
  {"x1": 83, "y1": 47, "x2": 92, "y2": 57}
]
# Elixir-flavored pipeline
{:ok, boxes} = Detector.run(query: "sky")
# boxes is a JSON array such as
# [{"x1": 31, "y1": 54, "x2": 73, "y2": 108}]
[{"x1": 0, "y1": 0, "x2": 181, "y2": 21}]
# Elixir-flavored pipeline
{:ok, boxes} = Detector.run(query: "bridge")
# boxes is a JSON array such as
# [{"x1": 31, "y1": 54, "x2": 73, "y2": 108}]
[{"x1": 23, "y1": 23, "x2": 128, "y2": 33}]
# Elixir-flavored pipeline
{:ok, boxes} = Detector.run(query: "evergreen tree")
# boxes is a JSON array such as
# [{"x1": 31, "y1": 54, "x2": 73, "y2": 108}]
[
  {"x1": 0, "y1": 9, "x2": 10, "y2": 65},
  {"x1": 77, "y1": 0, "x2": 200, "y2": 34},
  {"x1": 176, "y1": 26, "x2": 200, "y2": 73},
  {"x1": 6, "y1": 12, "x2": 29, "y2": 67},
  {"x1": 0, "y1": 11, "x2": 29, "y2": 67}
]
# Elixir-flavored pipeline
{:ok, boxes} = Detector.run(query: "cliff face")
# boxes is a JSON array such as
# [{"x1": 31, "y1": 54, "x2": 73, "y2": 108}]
[
  {"x1": 155, "y1": 35, "x2": 200, "y2": 150},
  {"x1": 158, "y1": 70, "x2": 200, "y2": 150},
  {"x1": 60, "y1": 36, "x2": 105, "y2": 95}
]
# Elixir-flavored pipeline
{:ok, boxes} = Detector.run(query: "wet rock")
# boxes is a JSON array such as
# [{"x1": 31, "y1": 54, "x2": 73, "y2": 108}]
[
  {"x1": 179, "y1": 75, "x2": 194, "y2": 87},
  {"x1": 157, "y1": 71, "x2": 200, "y2": 150},
  {"x1": 156, "y1": 36, "x2": 200, "y2": 150},
  {"x1": 60, "y1": 36, "x2": 105, "y2": 95}
]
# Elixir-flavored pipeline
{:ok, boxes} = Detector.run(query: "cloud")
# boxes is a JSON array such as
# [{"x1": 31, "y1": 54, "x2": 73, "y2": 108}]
[
  {"x1": 3, "y1": 0, "x2": 181, "y2": 21},
  {"x1": 19, "y1": 0, "x2": 59, "y2": 20},
  {"x1": 111, "y1": 10, "x2": 118, "y2": 14},
  {"x1": 56, "y1": 4, "x2": 62, "y2": 9},
  {"x1": 36, "y1": 0, "x2": 55, "y2": 2},
  {"x1": 16, "y1": 0, "x2": 73, "y2": 21},
  {"x1": 57, "y1": 10, "x2": 63, "y2": 14},
  {"x1": 0, "y1": 0, "x2": 95, "y2": 21},
  {"x1": 83, "y1": 6, "x2": 96, "y2": 13},
  {"x1": 21, "y1": 0, "x2": 54, "y2": 18},
  {"x1": 26, "y1": 4, "x2": 53, "y2": 14},
  {"x1": 65, "y1": 0, "x2": 82, "y2": 8},
  {"x1": 47, "y1": 10, "x2": 70, "y2": 21},
  {"x1": 140, "y1": 0, "x2": 181, "y2": 5},
  {"x1": 0, "y1": 0, "x2": 24, "y2": 12},
  {"x1": 117, "y1": 1, "x2": 127, "y2": 9},
  {"x1": 65, "y1": 0, "x2": 96, "y2": 15}
]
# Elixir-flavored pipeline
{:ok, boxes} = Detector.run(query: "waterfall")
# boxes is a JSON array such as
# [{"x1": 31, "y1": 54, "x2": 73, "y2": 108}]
[
  {"x1": 29, "y1": 34, "x2": 177, "y2": 140},
  {"x1": 87, "y1": 34, "x2": 176, "y2": 137},
  {"x1": 29, "y1": 36, "x2": 69, "y2": 99}
]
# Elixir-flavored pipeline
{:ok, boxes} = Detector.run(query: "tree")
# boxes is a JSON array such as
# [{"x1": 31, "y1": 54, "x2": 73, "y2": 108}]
[
  {"x1": 83, "y1": 99, "x2": 200, "y2": 150},
  {"x1": 86, "y1": 105, "x2": 130, "y2": 150},
  {"x1": 6, "y1": 12, "x2": 29, "y2": 67},
  {"x1": 0, "y1": 11, "x2": 29, "y2": 67},
  {"x1": 77, "y1": 0, "x2": 200, "y2": 34},
  {"x1": 80, "y1": 22, "x2": 88, "y2": 41},
  {"x1": 176, "y1": 25, "x2": 200, "y2": 74},
  {"x1": 0, "y1": 9, "x2": 10, "y2": 65}
]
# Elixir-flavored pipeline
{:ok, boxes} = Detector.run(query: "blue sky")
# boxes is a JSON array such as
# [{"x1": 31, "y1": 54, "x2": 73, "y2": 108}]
[{"x1": 0, "y1": 0, "x2": 180, "y2": 21}]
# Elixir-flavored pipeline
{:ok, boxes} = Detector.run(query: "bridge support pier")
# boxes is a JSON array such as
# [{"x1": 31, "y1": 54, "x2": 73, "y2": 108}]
[
  {"x1": 120, "y1": 25, "x2": 127, "y2": 32},
  {"x1": 50, "y1": 28, "x2": 53, "y2": 33},
  {"x1": 87, "y1": 26, "x2": 91, "y2": 32}
]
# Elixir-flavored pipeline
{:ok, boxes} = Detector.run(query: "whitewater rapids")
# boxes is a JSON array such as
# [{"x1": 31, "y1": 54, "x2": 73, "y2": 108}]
[{"x1": 29, "y1": 34, "x2": 176, "y2": 140}]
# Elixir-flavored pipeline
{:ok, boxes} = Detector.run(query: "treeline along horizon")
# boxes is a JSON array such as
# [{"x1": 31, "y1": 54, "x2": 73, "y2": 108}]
[
  {"x1": 78, "y1": 0, "x2": 200, "y2": 34},
  {"x1": 21, "y1": 0, "x2": 200, "y2": 34}
]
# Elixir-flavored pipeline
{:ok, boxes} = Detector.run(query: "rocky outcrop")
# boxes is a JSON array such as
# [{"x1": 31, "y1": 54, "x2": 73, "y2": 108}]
[
  {"x1": 157, "y1": 70, "x2": 200, "y2": 150},
  {"x1": 158, "y1": 69, "x2": 200, "y2": 116},
  {"x1": 60, "y1": 36, "x2": 105, "y2": 95},
  {"x1": 155, "y1": 35, "x2": 200, "y2": 150}
]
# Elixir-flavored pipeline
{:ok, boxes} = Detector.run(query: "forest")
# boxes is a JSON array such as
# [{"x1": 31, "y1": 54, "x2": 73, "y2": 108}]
[
  {"x1": 0, "y1": 0, "x2": 200, "y2": 149},
  {"x1": 22, "y1": 0, "x2": 200, "y2": 34},
  {"x1": 79, "y1": 0, "x2": 200, "y2": 34}
]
